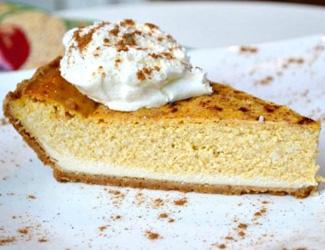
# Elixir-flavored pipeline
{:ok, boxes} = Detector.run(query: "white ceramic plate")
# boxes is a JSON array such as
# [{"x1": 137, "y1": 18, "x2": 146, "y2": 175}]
[
  {"x1": 0, "y1": 36, "x2": 325, "y2": 249},
  {"x1": 57, "y1": 1, "x2": 325, "y2": 48}
]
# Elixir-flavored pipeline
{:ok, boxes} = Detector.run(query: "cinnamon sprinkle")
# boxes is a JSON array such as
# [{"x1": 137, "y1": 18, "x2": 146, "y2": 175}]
[
  {"x1": 152, "y1": 198, "x2": 164, "y2": 208},
  {"x1": 237, "y1": 223, "x2": 248, "y2": 230},
  {"x1": 98, "y1": 226, "x2": 107, "y2": 232},
  {"x1": 254, "y1": 207, "x2": 267, "y2": 217},
  {"x1": 120, "y1": 19, "x2": 135, "y2": 27},
  {"x1": 115, "y1": 58, "x2": 122, "y2": 67},
  {"x1": 17, "y1": 227, "x2": 29, "y2": 235},
  {"x1": 145, "y1": 230, "x2": 161, "y2": 240},
  {"x1": 116, "y1": 40, "x2": 129, "y2": 52},
  {"x1": 143, "y1": 67, "x2": 153, "y2": 75},
  {"x1": 134, "y1": 192, "x2": 145, "y2": 206},
  {"x1": 109, "y1": 25, "x2": 120, "y2": 36},
  {"x1": 122, "y1": 33, "x2": 137, "y2": 46},
  {"x1": 287, "y1": 58, "x2": 304, "y2": 65},
  {"x1": 149, "y1": 53, "x2": 160, "y2": 59},
  {"x1": 73, "y1": 22, "x2": 107, "y2": 51},
  {"x1": 282, "y1": 57, "x2": 305, "y2": 69},
  {"x1": 108, "y1": 189, "x2": 123, "y2": 196},
  {"x1": 158, "y1": 213, "x2": 168, "y2": 219},
  {"x1": 161, "y1": 52, "x2": 173, "y2": 60},
  {"x1": 110, "y1": 215, "x2": 122, "y2": 221},
  {"x1": 0, "y1": 118, "x2": 8, "y2": 126},
  {"x1": 239, "y1": 46, "x2": 258, "y2": 54},
  {"x1": 107, "y1": 189, "x2": 126, "y2": 207},
  {"x1": 258, "y1": 76, "x2": 273, "y2": 85},
  {"x1": 140, "y1": 66, "x2": 161, "y2": 78},
  {"x1": 0, "y1": 237, "x2": 16, "y2": 246},
  {"x1": 137, "y1": 70, "x2": 146, "y2": 81},
  {"x1": 212, "y1": 243, "x2": 227, "y2": 249},
  {"x1": 103, "y1": 38, "x2": 109, "y2": 43},
  {"x1": 27, "y1": 195, "x2": 36, "y2": 200},
  {"x1": 173, "y1": 197, "x2": 187, "y2": 206},
  {"x1": 238, "y1": 231, "x2": 245, "y2": 237},
  {"x1": 145, "y1": 23, "x2": 159, "y2": 30},
  {"x1": 283, "y1": 248, "x2": 306, "y2": 250}
]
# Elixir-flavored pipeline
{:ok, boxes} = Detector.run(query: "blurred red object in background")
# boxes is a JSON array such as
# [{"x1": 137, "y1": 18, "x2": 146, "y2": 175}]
[{"x1": 0, "y1": 25, "x2": 30, "y2": 71}]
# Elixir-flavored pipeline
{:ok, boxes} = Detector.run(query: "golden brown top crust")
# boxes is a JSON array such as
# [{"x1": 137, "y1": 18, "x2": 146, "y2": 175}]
[{"x1": 8, "y1": 57, "x2": 320, "y2": 127}]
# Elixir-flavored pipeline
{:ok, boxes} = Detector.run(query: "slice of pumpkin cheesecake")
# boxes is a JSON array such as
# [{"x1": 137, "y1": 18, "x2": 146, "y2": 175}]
[{"x1": 3, "y1": 57, "x2": 321, "y2": 198}]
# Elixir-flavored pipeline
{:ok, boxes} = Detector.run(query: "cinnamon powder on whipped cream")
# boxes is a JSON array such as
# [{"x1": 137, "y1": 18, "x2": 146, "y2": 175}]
[{"x1": 60, "y1": 20, "x2": 212, "y2": 111}]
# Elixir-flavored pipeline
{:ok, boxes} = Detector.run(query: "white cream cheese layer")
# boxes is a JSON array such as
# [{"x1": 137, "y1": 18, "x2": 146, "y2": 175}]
[
  {"x1": 60, "y1": 20, "x2": 212, "y2": 111},
  {"x1": 44, "y1": 145, "x2": 317, "y2": 189}
]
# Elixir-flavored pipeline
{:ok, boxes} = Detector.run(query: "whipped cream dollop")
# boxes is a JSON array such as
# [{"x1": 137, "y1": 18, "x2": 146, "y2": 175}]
[{"x1": 60, "y1": 20, "x2": 212, "y2": 111}]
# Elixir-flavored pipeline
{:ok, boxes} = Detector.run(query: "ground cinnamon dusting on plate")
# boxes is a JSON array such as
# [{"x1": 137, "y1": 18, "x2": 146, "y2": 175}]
[
  {"x1": 254, "y1": 207, "x2": 267, "y2": 218},
  {"x1": 211, "y1": 243, "x2": 227, "y2": 249},
  {"x1": 287, "y1": 58, "x2": 304, "y2": 65},
  {"x1": 257, "y1": 76, "x2": 273, "y2": 86},
  {"x1": 239, "y1": 46, "x2": 258, "y2": 54},
  {"x1": 224, "y1": 236, "x2": 234, "y2": 241},
  {"x1": 108, "y1": 189, "x2": 124, "y2": 197},
  {"x1": 237, "y1": 223, "x2": 248, "y2": 230},
  {"x1": 158, "y1": 213, "x2": 168, "y2": 219},
  {"x1": 110, "y1": 215, "x2": 122, "y2": 221},
  {"x1": 145, "y1": 230, "x2": 161, "y2": 240},
  {"x1": 238, "y1": 231, "x2": 245, "y2": 237},
  {"x1": 0, "y1": 237, "x2": 16, "y2": 246},
  {"x1": 98, "y1": 226, "x2": 107, "y2": 232},
  {"x1": 158, "y1": 212, "x2": 175, "y2": 223},
  {"x1": 27, "y1": 195, "x2": 36, "y2": 200},
  {"x1": 107, "y1": 189, "x2": 126, "y2": 207},
  {"x1": 151, "y1": 198, "x2": 165, "y2": 208},
  {"x1": 214, "y1": 202, "x2": 271, "y2": 247},
  {"x1": 0, "y1": 118, "x2": 8, "y2": 126},
  {"x1": 134, "y1": 192, "x2": 145, "y2": 206},
  {"x1": 17, "y1": 227, "x2": 29, "y2": 235},
  {"x1": 282, "y1": 57, "x2": 305, "y2": 69},
  {"x1": 168, "y1": 218, "x2": 175, "y2": 223},
  {"x1": 282, "y1": 248, "x2": 306, "y2": 250},
  {"x1": 236, "y1": 222, "x2": 248, "y2": 238},
  {"x1": 173, "y1": 197, "x2": 187, "y2": 206}
]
